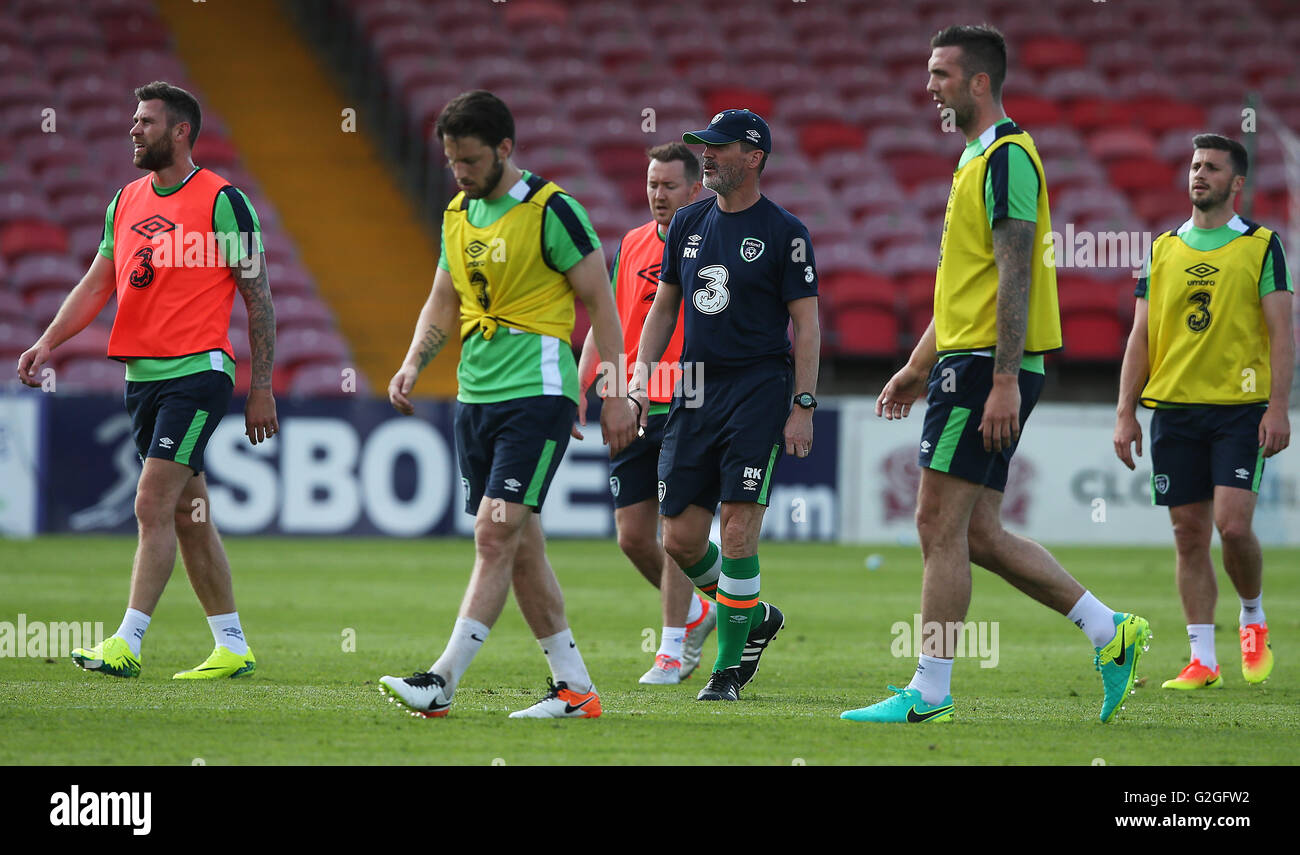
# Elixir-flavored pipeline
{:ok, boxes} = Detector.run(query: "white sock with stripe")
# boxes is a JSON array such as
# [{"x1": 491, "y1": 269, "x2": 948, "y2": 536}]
[
  {"x1": 1188, "y1": 624, "x2": 1217, "y2": 669},
  {"x1": 1067, "y1": 591, "x2": 1118, "y2": 649},
  {"x1": 207, "y1": 611, "x2": 248, "y2": 656},
  {"x1": 907, "y1": 654, "x2": 953, "y2": 706},
  {"x1": 1239, "y1": 593, "x2": 1265, "y2": 628},
  {"x1": 431, "y1": 617, "x2": 489, "y2": 696},
  {"x1": 538, "y1": 628, "x2": 593, "y2": 693},
  {"x1": 657, "y1": 626, "x2": 685, "y2": 660},
  {"x1": 114, "y1": 608, "x2": 151, "y2": 657}
]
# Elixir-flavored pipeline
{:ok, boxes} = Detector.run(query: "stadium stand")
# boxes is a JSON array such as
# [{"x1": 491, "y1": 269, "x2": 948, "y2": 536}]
[{"x1": 310, "y1": 0, "x2": 1292, "y2": 371}]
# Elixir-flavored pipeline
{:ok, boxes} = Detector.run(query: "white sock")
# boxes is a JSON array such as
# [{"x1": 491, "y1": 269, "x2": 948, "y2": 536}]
[
  {"x1": 1067, "y1": 591, "x2": 1118, "y2": 649},
  {"x1": 114, "y1": 608, "x2": 151, "y2": 657},
  {"x1": 907, "y1": 654, "x2": 953, "y2": 705},
  {"x1": 1239, "y1": 593, "x2": 1265, "y2": 628},
  {"x1": 430, "y1": 617, "x2": 489, "y2": 695},
  {"x1": 686, "y1": 593, "x2": 704, "y2": 624},
  {"x1": 657, "y1": 626, "x2": 685, "y2": 660},
  {"x1": 207, "y1": 611, "x2": 248, "y2": 655},
  {"x1": 1188, "y1": 624, "x2": 1217, "y2": 669},
  {"x1": 538, "y1": 628, "x2": 592, "y2": 693}
]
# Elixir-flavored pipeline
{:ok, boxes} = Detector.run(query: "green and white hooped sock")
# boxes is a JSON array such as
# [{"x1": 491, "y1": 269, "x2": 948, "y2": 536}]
[{"x1": 714, "y1": 555, "x2": 761, "y2": 672}]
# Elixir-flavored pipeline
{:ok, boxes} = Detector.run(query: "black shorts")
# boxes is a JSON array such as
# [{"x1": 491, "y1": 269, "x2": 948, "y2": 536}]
[
  {"x1": 1149, "y1": 405, "x2": 1266, "y2": 506},
  {"x1": 124, "y1": 370, "x2": 233, "y2": 476},
  {"x1": 454, "y1": 395, "x2": 576, "y2": 514},
  {"x1": 609, "y1": 410, "x2": 668, "y2": 509},
  {"x1": 917, "y1": 354, "x2": 1044, "y2": 492},
  {"x1": 657, "y1": 360, "x2": 793, "y2": 517}
]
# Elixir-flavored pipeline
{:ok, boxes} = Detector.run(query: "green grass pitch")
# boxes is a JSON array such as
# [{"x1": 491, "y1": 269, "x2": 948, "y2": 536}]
[{"x1": 1, "y1": 536, "x2": 1296, "y2": 765}]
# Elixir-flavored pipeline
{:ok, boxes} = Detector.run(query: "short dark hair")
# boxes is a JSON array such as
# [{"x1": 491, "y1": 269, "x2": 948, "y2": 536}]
[
  {"x1": 646, "y1": 142, "x2": 700, "y2": 184},
  {"x1": 1192, "y1": 133, "x2": 1249, "y2": 177},
  {"x1": 435, "y1": 90, "x2": 515, "y2": 149},
  {"x1": 133, "y1": 80, "x2": 201, "y2": 146},
  {"x1": 930, "y1": 24, "x2": 1008, "y2": 100},
  {"x1": 740, "y1": 141, "x2": 768, "y2": 175}
]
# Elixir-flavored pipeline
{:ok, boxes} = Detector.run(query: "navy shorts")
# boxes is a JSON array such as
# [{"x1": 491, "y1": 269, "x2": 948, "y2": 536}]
[
  {"x1": 1149, "y1": 405, "x2": 1266, "y2": 506},
  {"x1": 609, "y1": 410, "x2": 668, "y2": 508},
  {"x1": 917, "y1": 354, "x2": 1044, "y2": 492},
  {"x1": 454, "y1": 395, "x2": 576, "y2": 514},
  {"x1": 124, "y1": 370, "x2": 233, "y2": 476},
  {"x1": 657, "y1": 360, "x2": 793, "y2": 517}
]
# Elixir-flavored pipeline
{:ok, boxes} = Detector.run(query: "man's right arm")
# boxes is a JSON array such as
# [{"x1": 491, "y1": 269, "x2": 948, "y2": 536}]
[
  {"x1": 633, "y1": 281, "x2": 681, "y2": 395},
  {"x1": 16, "y1": 253, "x2": 115, "y2": 386},
  {"x1": 388, "y1": 266, "x2": 459, "y2": 415},
  {"x1": 1114, "y1": 297, "x2": 1149, "y2": 469}
]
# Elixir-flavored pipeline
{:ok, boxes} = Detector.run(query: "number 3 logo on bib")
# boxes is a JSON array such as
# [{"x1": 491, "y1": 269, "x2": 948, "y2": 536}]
[{"x1": 693, "y1": 264, "x2": 730, "y2": 314}]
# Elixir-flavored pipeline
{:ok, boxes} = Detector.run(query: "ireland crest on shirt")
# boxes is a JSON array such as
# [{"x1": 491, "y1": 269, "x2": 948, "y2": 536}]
[{"x1": 740, "y1": 237, "x2": 765, "y2": 262}]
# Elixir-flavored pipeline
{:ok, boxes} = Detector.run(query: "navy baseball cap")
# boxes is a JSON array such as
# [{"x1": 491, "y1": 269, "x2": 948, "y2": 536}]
[{"x1": 683, "y1": 108, "x2": 772, "y2": 153}]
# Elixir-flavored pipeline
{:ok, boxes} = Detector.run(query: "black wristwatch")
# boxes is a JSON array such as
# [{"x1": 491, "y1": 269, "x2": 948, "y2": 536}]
[{"x1": 793, "y1": 392, "x2": 817, "y2": 410}]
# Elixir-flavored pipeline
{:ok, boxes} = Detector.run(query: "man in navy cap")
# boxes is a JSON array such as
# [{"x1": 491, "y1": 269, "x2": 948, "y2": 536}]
[{"x1": 631, "y1": 109, "x2": 821, "y2": 701}]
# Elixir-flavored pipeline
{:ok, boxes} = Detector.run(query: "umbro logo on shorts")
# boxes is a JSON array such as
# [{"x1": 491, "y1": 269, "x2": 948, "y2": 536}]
[
  {"x1": 1235, "y1": 468, "x2": 1250, "y2": 479},
  {"x1": 158, "y1": 437, "x2": 174, "y2": 448},
  {"x1": 920, "y1": 440, "x2": 932, "y2": 454},
  {"x1": 504, "y1": 478, "x2": 521, "y2": 492},
  {"x1": 743, "y1": 479, "x2": 758, "y2": 490}
]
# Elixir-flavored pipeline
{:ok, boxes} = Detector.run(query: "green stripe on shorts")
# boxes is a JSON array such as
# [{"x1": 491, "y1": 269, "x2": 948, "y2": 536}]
[
  {"x1": 757, "y1": 443, "x2": 780, "y2": 505},
  {"x1": 174, "y1": 409, "x2": 210, "y2": 467},
  {"x1": 930, "y1": 406, "x2": 971, "y2": 473},
  {"x1": 1252, "y1": 447, "x2": 1265, "y2": 492},
  {"x1": 524, "y1": 439, "x2": 557, "y2": 506}
]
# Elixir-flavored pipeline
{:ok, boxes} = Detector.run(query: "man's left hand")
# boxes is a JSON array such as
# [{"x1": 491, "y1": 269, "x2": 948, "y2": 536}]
[
  {"x1": 785, "y1": 407, "x2": 814, "y2": 458},
  {"x1": 1260, "y1": 406, "x2": 1291, "y2": 458},
  {"x1": 245, "y1": 388, "x2": 278, "y2": 445},
  {"x1": 979, "y1": 375, "x2": 1020, "y2": 452}
]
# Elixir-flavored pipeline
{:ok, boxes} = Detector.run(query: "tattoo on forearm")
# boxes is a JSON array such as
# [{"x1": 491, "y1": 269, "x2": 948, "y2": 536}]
[
  {"x1": 235, "y1": 254, "x2": 275, "y2": 390},
  {"x1": 991, "y1": 219, "x2": 1034, "y2": 375},
  {"x1": 416, "y1": 324, "x2": 448, "y2": 370}
]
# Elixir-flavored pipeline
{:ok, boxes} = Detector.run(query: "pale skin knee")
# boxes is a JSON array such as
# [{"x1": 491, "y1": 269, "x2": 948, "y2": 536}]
[
  {"x1": 617, "y1": 528, "x2": 659, "y2": 565},
  {"x1": 1215, "y1": 517, "x2": 1255, "y2": 547},
  {"x1": 1171, "y1": 517, "x2": 1212, "y2": 556}
]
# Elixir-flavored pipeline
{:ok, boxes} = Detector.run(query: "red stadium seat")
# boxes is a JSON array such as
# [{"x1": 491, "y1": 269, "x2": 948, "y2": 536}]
[
  {"x1": 0, "y1": 221, "x2": 68, "y2": 261},
  {"x1": 701, "y1": 89, "x2": 773, "y2": 121},
  {"x1": 1002, "y1": 95, "x2": 1062, "y2": 128},
  {"x1": 798, "y1": 121, "x2": 866, "y2": 160},
  {"x1": 832, "y1": 305, "x2": 902, "y2": 359},
  {"x1": 1063, "y1": 97, "x2": 1136, "y2": 131},
  {"x1": 1127, "y1": 98, "x2": 1207, "y2": 135},
  {"x1": 1107, "y1": 158, "x2": 1177, "y2": 194},
  {"x1": 1060, "y1": 312, "x2": 1126, "y2": 362},
  {"x1": 1087, "y1": 128, "x2": 1157, "y2": 162},
  {"x1": 1020, "y1": 36, "x2": 1087, "y2": 74},
  {"x1": 884, "y1": 151, "x2": 952, "y2": 190}
]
